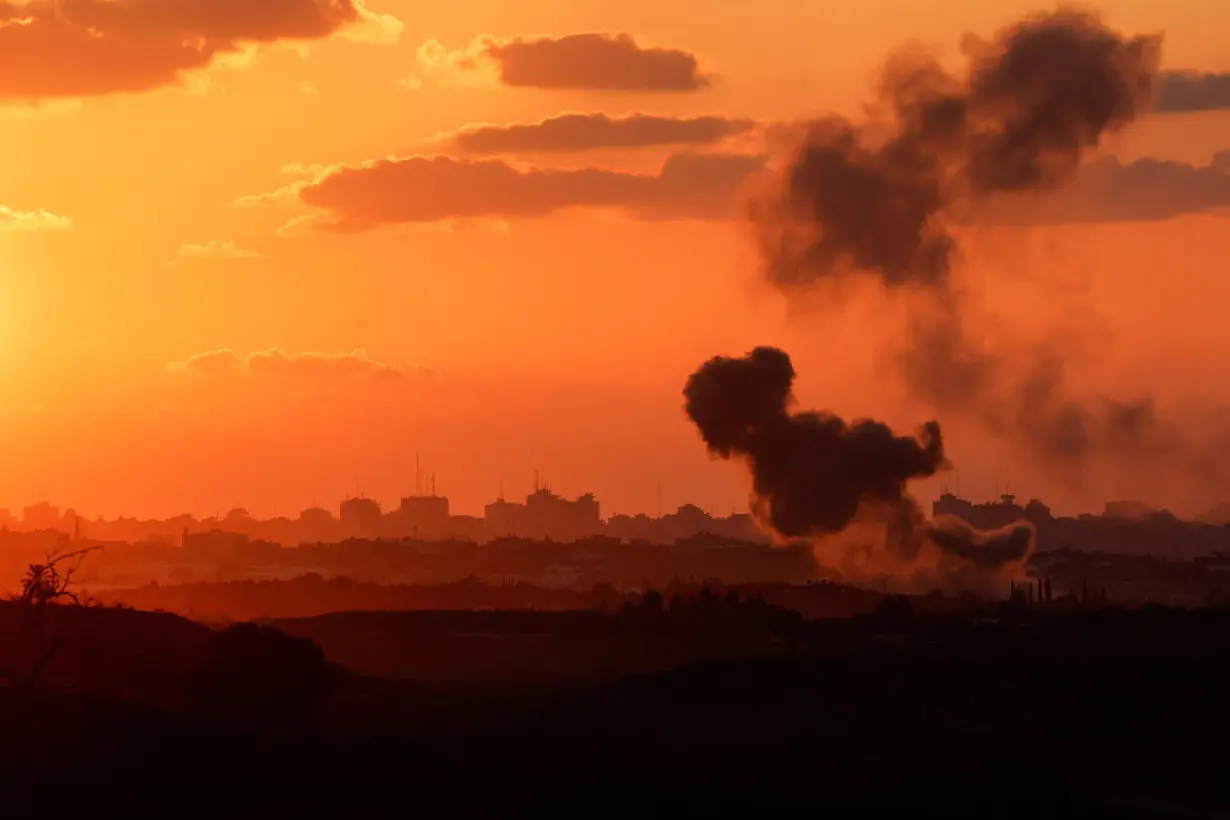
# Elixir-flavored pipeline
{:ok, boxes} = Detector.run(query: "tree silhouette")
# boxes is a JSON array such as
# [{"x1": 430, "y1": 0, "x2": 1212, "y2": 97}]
[
  {"x1": 697, "y1": 584, "x2": 716, "y2": 610},
  {"x1": 4, "y1": 546, "x2": 101, "y2": 690},
  {"x1": 18, "y1": 546, "x2": 99, "y2": 607}
]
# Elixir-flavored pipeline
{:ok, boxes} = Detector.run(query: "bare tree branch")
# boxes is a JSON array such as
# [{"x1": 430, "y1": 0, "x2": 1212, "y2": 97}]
[{"x1": 5, "y1": 545, "x2": 104, "y2": 691}]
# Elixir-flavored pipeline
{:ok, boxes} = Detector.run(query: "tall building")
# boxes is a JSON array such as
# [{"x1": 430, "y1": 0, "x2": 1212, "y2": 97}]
[
  {"x1": 62, "y1": 508, "x2": 81, "y2": 541},
  {"x1": 22, "y1": 502, "x2": 60, "y2": 532},
  {"x1": 933, "y1": 492, "x2": 1052, "y2": 529},
  {"x1": 399, "y1": 494, "x2": 450, "y2": 537},
  {"x1": 340, "y1": 497, "x2": 382, "y2": 537},
  {"x1": 298, "y1": 506, "x2": 337, "y2": 543},
  {"x1": 484, "y1": 497, "x2": 524, "y2": 537},
  {"x1": 485, "y1": 488, "x2": 601, "y2": 541}
]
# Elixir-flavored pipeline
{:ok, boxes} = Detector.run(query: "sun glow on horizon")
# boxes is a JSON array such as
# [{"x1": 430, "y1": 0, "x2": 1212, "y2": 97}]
[{"x1": 0, "y1": 0, "x2": 1222, "y2": 519}]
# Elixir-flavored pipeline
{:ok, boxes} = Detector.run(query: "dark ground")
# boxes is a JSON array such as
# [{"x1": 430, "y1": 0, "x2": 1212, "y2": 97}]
[{"x1": 2, "y1": 600, "x2": 1229, "y2": 818}]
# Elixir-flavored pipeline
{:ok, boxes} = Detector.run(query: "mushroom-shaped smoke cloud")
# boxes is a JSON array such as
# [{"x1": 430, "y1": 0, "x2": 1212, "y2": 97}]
[{"x1": 684, "y1": 347, "x2": 1034, "y2": 587}]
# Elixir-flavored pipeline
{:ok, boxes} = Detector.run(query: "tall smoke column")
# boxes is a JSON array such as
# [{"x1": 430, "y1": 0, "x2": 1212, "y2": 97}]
[
  {"x1": 747, "y1": 8, "x2": 1208, "y2": 483},
  {"x1": 684, "y1": 347, "x2": 1034, "y2": 584}
]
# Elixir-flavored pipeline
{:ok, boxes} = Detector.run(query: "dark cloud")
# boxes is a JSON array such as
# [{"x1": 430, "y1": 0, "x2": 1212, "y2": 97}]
[
  {"x1": 277, "y1": 141, "x2": 1227, "y2": 231},
  {"x1": 984, "y1": 154, "x2": 1230, "y2": 223},
  {"x1": 296, "y1": 151, "x2": 766, "y2": 228},
  {"x1": 446, "y1": 112, "x2": 756, "y2": 154},
  {"x1": 0, "y1": 0, "x2": 368, "y2": 100},
  {"x1": 1155, "y1": 70, "x2": 1230, "y2": 113},
  {"x1": 484, "y1": 33, "x2": 710, "y2": 91},
  {"x1": 927, "y1": 517, "x2": 1035, "y2": 570},
  {"x1": 746, "y1": 8, "x2": 1230, "y2": 495},
  {"x1": 753, "y1": 8, "x2": 1159, "y2": 293},
  {"x1": 683, "y1": 347, "x2": 1033, "y2": 587}
]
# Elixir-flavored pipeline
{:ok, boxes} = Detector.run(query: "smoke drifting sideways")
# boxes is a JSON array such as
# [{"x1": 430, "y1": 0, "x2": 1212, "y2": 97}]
[
  {"x1": 747, "y1": 8, "x2": 1222, "y2": 494},
  {"x1": 684, "y1": 347, "x2": 1034, "y2": 590}
]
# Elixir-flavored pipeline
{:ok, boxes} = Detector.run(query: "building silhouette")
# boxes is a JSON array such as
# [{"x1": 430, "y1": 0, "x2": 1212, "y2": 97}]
[
  {"x1": 399, "y1": 494, "x2": 450, "y2": 538},
  {"x1": 298, "y1": 506, "x2": 336, "y2": 542},
  {"x1": 933, "y1": 493, "x2": 1053, "y2": 530},
  {"x1": 485, "y1": 487, "x2": 601, "y2": 541},
  {"x1": 340, "y1": 497, "x2": 382, "y2": 537},
  {"x1": 22, "y1": 501, "x2": 60, "y2": 531}
]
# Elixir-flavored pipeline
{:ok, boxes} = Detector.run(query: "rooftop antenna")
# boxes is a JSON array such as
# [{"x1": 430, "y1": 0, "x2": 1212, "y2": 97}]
[
  {"x1": 431, "y1": 473, "x2": 436, "y2": 497},
  {"x1": 534, "y1": 469, "x2": 539, "y2": 492},
  {"x1": 416, "y1": 452, "x2": 421, "y2": 496}
]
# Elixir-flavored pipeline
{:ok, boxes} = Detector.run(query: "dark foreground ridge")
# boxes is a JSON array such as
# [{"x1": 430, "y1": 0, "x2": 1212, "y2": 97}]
[{"x1": 2, "y1": 593, "x2": 1230, "y2": 817}]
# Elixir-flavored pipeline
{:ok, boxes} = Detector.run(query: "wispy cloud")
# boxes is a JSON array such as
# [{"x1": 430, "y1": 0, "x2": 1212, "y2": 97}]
[
  {"x1": 0, "y1": 206, "x2": 71, "y2": 232},
  {"x1": 167, "y1": 348, "x2": 436, "y2": 382},
  {"x1": 432, "y1": 112, "x2": 757, "y2": 154},
  {"x1": 172, "y1": 240, "x2": 266, "y2": 265},
  {"x1": 341, "y1": 1, "x2": 404, "y2": 45}
]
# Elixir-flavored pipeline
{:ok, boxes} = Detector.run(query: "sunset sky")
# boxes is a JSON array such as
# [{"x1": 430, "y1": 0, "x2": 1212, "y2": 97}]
[{"x1": 0, "y1": 0, "x2": 1227, "y2": 521}]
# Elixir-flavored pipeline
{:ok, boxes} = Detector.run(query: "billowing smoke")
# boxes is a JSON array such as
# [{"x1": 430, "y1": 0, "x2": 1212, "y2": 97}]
[
  {"x1": 684, "y1": 347, "x2": 1034, "y2": 587},
  {"x1": 747, "y1": 9, "x2": 1220, "y2": 492}
]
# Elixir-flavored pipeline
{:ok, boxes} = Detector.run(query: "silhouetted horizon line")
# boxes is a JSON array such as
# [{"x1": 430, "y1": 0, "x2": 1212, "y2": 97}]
[{"x1": 3, "y1": 488, "x2": 1225, "y2": 529}]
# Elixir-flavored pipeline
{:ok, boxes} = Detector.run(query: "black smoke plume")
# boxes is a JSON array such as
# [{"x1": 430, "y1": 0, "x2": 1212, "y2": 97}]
[
  {"x1": 684, "y1": 347, "x2": 1034, "y2": 583},
  {"x1": 747, "y1": 8, "x2": 1220, "y2": 492}
]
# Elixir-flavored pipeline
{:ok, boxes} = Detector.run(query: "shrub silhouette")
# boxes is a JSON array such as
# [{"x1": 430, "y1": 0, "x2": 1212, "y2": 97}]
[{"x1": 193, "y1": 622, "x2": 338, "y2": 731}]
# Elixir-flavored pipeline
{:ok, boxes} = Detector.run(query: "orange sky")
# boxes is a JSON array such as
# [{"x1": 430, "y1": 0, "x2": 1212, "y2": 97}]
[{"x1": 0, "y1": 0, "x2": 1227, "y2": 520}]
